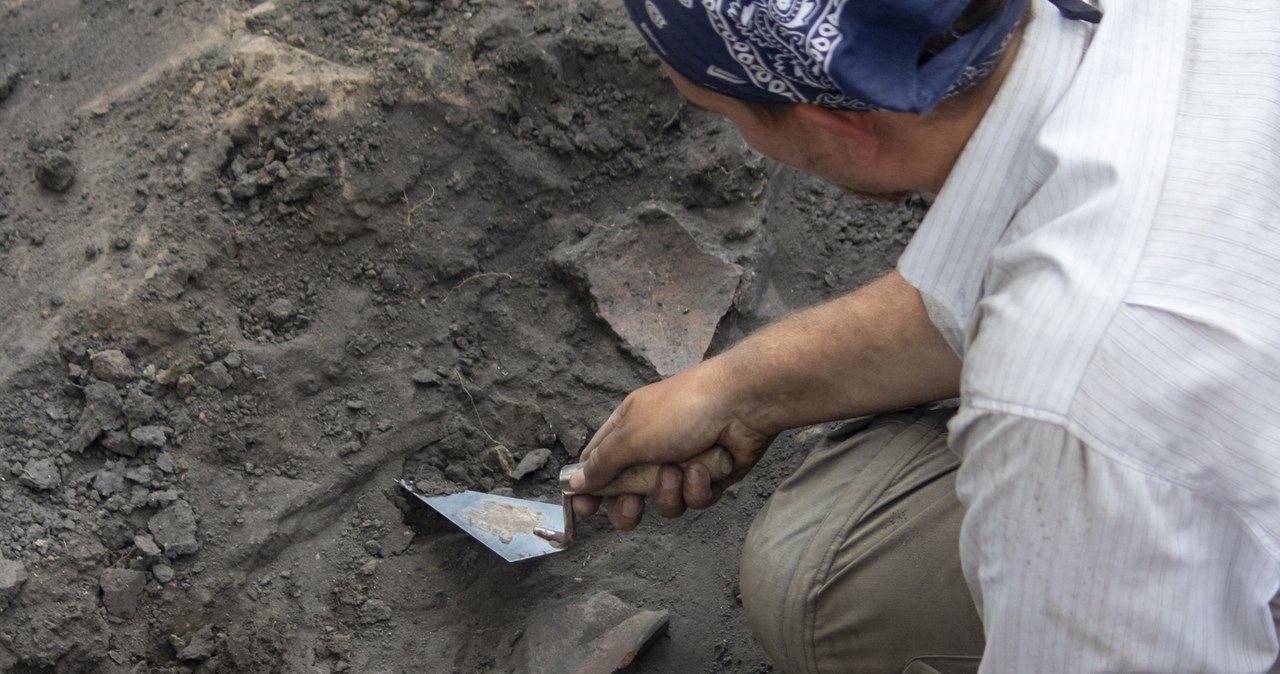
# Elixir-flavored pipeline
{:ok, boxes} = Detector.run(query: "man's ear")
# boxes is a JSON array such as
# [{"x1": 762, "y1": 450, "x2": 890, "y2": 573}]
[{"x1": 794, "y1": 103, "x2": 879, "y2": 163}]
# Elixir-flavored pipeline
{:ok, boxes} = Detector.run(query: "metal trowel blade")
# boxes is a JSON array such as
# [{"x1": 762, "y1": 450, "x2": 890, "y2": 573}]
[{"x1": 399, "y1": 480, "x2": 565, "y2": 562}]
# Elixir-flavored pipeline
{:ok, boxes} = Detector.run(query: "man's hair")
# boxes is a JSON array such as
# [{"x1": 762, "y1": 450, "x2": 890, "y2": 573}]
[{"x1": 744, "y1": 0, "x2": 1022, "y2": 124}]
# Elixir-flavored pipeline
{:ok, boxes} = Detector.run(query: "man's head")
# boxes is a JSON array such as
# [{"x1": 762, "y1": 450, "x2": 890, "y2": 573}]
[
  {"x1": 627, "y1": 0, "x2": 1029, "y2": 196},
  {"x1": 624, "y1": 0, "x2": 1027, "y2": 116}
]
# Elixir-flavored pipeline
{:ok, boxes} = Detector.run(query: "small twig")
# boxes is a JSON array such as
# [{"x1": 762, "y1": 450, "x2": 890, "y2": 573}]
[
  {"x1": 661, "y1": 103, "x2": 685, "y2": 132},
  {"x1": 401, "y1": 186, "x2": 436, "y2": 235},
  {"x1": 442, "y1": 272, "x2": 513, "y2": 303},
  {"x1": 452, "y1": 367, "x2": 498, "y2": 444}
]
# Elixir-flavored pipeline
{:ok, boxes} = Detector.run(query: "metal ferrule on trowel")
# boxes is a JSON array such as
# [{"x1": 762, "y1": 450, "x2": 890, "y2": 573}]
[{"x1": 400, "y1": 448, "x2": 733, "y2": 562}]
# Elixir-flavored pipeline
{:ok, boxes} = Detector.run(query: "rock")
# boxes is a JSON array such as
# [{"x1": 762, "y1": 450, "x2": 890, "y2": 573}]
[
  {"x1": 67, "y1": 381, "x2": 126, "y2": 453},
  {"x1": 278, "y1": 152, "x2": 331, "y2": 202},
  {"x1": 359, "y1": 598, "x2": 392, "y2": 624},
  {"x1": 0, "y1": 64, "x2": 19, "y2": 101},
  {"x1": 507, "y1": 591, "x2": 669, "y2": 674},
  {"x1": 230, "y1": 174, "x2": 259, "y2": 200},
  {"x1": 34, "y1": 149, "x2": 76, "y2": 192},
  {"x1": 101, "y1": 429, "x2": 137, "y2": 457},
  {"x1": 99, "y1": 568, "x2": 146, "y2": 618},
  {"x1": 134, "y1": 534, "x2": 162, "y2": 560},
  {"x1": 90, "y1": 349, "x2": 134, "y2": 383},
  {"x1": 265, "y1": 298, "x2": 297, "y2": 323},
  {"x1": 177, "y1": 625, "x2": 216, "y2": 661},
  {"x1": 152, "y1": 563, "x2": 175, "y2": 584},
  {"x1": 509, "y1": 448, "x2": 552, "y2": 480},
  {"x1": 148, "y1": 500, "x2": 200, "y2": 557},
  {"x1": 92, "y1": 469, "x2": 125, "y2": 496},
  {"x1": 410, "y1": 368, "x2": 441, "y2": 386},
  {"x1": 130, "y1": 425, "x2": 169, "y2": 449},
  {"x1": 125, "y1": 465, "x2": 155, "y2": 485},
  {"x1": 552, "y1": 203, "x2": 743, "y2": 377},
  {"x1": 155, "y1": 452, "x2": 176, "y2": 474},
  {"x1": 18, "y1": 458, "x2": 60, "y2": 492},
  {"x1": 0, "y1": 554, "x2": 28, "y2": 611},
  {"x1": 201, "y1": 362, "x2": 234, "y2": 390}
]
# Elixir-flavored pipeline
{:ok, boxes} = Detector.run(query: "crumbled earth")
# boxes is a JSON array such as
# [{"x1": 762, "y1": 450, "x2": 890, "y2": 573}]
[{"x1": 0, "y1": 0, "x2": 923, "y2": 672}]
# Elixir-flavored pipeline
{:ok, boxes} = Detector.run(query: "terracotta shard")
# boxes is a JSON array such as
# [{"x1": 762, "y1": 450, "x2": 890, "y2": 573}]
[
  {"x1": 508, "y1": 591, "x2": 670, "y2": 674},
  {"x1": 555, "y1": 204, "x2": 743, "y2": 377}
]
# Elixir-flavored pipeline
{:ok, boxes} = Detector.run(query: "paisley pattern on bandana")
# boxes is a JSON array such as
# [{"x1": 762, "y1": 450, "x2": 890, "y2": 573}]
[{"x1": 622, "y1": 0, "x2": 1029, "y2": 114}]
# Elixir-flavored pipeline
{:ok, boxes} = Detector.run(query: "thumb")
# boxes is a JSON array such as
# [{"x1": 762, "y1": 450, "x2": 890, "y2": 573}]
[{"x1": 569, "y1": 447, "x2": 628, "y2": 494}]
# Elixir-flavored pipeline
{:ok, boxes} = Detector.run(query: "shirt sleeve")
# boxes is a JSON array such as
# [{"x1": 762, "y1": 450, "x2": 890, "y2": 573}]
[{"x1": 950, "y1": 406, "x2": 1280, "y2": 673}]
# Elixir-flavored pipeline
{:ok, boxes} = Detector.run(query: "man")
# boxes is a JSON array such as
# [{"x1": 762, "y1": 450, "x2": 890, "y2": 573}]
[{"x1": 570, "y1": 0, "x2": 1280, "y2": 672}]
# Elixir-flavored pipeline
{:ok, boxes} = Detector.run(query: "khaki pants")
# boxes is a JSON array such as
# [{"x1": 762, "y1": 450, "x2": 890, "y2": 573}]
[
  {"x1": 742, "y1": 407, "x2": 981, "y2": 674},
  {"x1": 741, "y1": 407, "x2": 1280, "y2": 674}
]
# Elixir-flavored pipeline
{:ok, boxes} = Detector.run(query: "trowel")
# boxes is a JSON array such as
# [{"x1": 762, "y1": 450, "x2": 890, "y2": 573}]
[{"x1": 399, "y1": 448, "x2": 733, "y2": 562}]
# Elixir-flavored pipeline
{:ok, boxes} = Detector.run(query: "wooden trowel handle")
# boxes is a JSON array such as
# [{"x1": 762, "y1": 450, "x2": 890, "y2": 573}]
[{"x1": 562, "y1": 447, "x2": 734, "y2": 497}]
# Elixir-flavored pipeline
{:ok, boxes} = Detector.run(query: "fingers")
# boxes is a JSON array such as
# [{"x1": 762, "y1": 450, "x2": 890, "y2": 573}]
[
  {"x1": 651, "y1": 465, "x2": 687, "y2": 518},
  {"x1": 606, "y1": 495, "x2": 644, "y2": 531},
  {"x1": 576, "y1": 462, "x2": 723, "y2": 532},
  {"x1": 571, "y1": 494, "x2": 602, "y2": 519},
  {"x1": 682, "y1": 462, "x2": 718, "y2": 510}
]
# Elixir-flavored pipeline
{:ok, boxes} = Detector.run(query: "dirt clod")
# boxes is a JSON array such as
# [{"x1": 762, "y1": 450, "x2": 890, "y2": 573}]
[
  {"x1": 19, "y1": 458, "x2": 60, "y2": 492},
  {"x1": 34, "y1": 149, "x2": 76, "y2": 192},
  {"x1": 148, "y1": 500, "x2": 200, "y2": 557},
  {"x1": 99, "y1": 568, "x2": 147, "y2": 618},
  {"x1": 0, "y1": 554, "x2": 28, "y2": 610},
  {"x1": 89, "y1": 349, "x2": 134, "y2": 382}
]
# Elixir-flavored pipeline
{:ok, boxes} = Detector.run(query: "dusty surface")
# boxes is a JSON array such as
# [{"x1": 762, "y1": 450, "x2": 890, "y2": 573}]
[{"x1": 0, "y1": 0, "x2": 923, "y2": 671}]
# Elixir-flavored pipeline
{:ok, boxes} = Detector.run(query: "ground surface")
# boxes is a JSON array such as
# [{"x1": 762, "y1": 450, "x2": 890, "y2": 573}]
[{"x1": 0, "y1": 0, "x2": 922, "y2": 671}]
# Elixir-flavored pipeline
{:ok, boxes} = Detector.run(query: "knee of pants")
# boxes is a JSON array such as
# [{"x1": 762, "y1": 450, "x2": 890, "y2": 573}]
[
  {"x1": 740, "y1": 506, "x2": 799, "y2": 670},
  {"x1": 737, "y1": 409, "x2": 979, "y2": 674}
]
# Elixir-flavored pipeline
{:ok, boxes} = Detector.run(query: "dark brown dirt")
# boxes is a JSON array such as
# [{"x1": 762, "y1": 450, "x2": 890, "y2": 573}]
[{"x1": 0, "y1": 0, "x2": 922, "y2": 671}]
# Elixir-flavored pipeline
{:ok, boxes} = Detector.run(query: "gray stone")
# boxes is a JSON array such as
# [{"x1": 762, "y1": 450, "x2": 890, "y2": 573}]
[
  {"x1": 18, "y1": 458, "x2": 60, "y2": 492},
  {"x1": 130, "y1": 425, "x2": 169, "y2": 449},
  {"x1": 134, "y1": 534, "x2": 162, "y2": 560},
  {"x1": 0, "y1": 554, "x2": 28, "y2": 611},
  {"x1": 155, "y1": 452, "x2": 176, "y2": 474},
  {"x1": 100, "y1": 429, "x2": 137, "y2": 457},
  {"x1": 510, "y1": 448, "x2": 552, "y2": 480},
  {"x1": 265, "y1": 297, "x2": 296, "y2": 323},
  {"x1": 152, "y1": 563, "x2": 175, "y2": 584},
  {"x1": 359, "y1": 598, "x2": 392, "y2": 624},
  {"x1": 90, "y1": 349, "x2": 134, "y2": 382},
  {"x1": 99, "y1": 568, "x2": 146, "y2": 618},
  {"x1": 201, "y1": 362, "x2": 234, "y2": 390},
  {"x1": 279, "y1": 152, "x2": 331, "y2": 202},
  {"x1": 67, "y1": 382, "x2": 125, "y2": 453},
  {"x1": 35, "y1": 150, "x2": 75, "y2": 192},
  {"x1": 553, "y1": 203, "x2": 743, "y2": 377},
  {"x1": 92, "y1": 469, "x2": 125, "y2": 496},
  {"x1": 148, "y1": 500, "x2": 200, "y2": 557},
  {"x1": 411, "y1": 368, "x2": 441, "y2": 386},
  {"x1": 177, "y1": 624, "x2": 215, "y2": 661},
  {"x1": 230, "y1": 174, "x2": 259, "y2": 200},
  {"x1": 125, "y1": 465, "x2": 154, "y2": 485}
]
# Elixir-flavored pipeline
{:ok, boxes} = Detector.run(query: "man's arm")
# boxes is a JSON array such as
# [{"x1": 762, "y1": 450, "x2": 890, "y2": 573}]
[{"x1": 571, "y1": 270, "x2": 962, "y2": 530}]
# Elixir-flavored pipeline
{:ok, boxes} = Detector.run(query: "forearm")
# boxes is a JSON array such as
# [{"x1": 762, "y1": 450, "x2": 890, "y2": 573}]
[{"x1": 709, "y1": 271, "x2": 961, "y2": 435}]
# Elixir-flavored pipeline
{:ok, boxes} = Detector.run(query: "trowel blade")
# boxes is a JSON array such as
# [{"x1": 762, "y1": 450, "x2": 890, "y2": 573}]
[{"x1": 399, "y1": 480, "x2": 565, "y2": 562}]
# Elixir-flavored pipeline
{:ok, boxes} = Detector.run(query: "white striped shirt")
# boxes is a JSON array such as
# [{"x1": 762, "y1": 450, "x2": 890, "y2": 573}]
[{"x1": 899, "y1": 0, "x2": 1280, "y2": 670}]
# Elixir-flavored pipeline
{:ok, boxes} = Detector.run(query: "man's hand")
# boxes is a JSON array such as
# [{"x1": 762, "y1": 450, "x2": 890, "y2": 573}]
[
  {"x1": 570, "y1": 272, "x2": 962, "y2": 532},
  {"x1": 569, "y1": 358, "x2": 776, "y2": 531}
]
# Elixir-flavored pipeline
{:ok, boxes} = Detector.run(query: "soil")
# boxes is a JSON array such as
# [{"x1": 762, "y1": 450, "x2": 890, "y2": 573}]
[{"x1": 0, "y1": 0, "x2": 923, "y2": 672}]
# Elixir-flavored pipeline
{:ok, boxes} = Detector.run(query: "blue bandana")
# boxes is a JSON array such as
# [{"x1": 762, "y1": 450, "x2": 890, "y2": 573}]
[{"x1": 624, "y1": 0, "x2": 1029, "y2": 114}]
